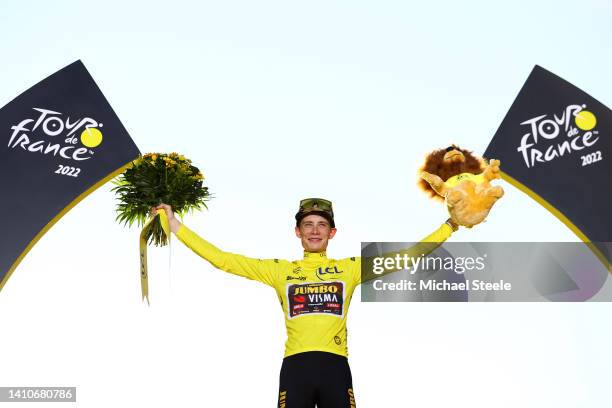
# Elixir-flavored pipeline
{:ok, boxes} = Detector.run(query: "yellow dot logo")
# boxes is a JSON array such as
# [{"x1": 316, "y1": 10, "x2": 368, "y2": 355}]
[
  {"x1": 575, "y1": 110, "x2": 597, "y2": 131},
  {"x1": 80, "y1": 127, "x2": 103, "y2": 148}
]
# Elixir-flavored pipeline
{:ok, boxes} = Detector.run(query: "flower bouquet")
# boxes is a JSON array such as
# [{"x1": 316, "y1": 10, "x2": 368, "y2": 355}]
[{"x1": 112, "y1": 152, "x2": 211, "y2": 246}]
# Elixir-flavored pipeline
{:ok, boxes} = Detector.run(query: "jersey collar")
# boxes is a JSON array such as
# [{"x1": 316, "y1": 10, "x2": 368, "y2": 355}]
[{"x1": 303, "y1": 251, "x2": 328, "y2": 260}]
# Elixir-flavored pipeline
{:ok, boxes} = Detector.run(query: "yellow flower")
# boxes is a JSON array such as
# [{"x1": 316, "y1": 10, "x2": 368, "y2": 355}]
[{"x1": 163, "y1": 157, "x2": 177, "y2": 167}]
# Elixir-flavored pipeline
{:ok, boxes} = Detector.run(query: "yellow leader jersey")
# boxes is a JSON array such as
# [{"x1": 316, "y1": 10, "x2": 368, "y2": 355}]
[{"x1": 175, "y1": 223, "x2": 453, "y2": 357}]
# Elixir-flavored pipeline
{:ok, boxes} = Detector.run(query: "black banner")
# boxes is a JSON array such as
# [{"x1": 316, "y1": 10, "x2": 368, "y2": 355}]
[
  {"x1": 0, "y1": 60, "x2": 140, "y2": 291},
  {"x1": 484, "y1": 65, "x2": 611, "y2": 268}
]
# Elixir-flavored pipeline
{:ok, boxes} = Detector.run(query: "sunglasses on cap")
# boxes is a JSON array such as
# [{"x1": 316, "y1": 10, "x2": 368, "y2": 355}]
[
  {"x1": 298, "y1": 198, "x2": 333, "y2": 213},
  {"x1": 296, "y1": 198, "x2": 335, "y2": 227}
]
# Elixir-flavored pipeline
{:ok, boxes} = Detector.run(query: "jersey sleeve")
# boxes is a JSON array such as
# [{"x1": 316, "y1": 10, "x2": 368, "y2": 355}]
[
  {"x1": 175, "y1": 224, "x2": 279, "y2": 287},
  {"x1": 356, "y1": 222, "x2": 454, "y2": 285}
]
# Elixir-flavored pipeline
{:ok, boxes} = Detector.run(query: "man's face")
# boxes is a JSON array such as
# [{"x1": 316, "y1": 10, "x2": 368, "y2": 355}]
[{"x1": 295, "y1": 214, "x2": 337, "y2": 253}]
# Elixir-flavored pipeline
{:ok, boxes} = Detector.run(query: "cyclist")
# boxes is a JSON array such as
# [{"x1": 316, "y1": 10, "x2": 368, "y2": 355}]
[{"x1": 152, "y1": 198, "x2": 458, "y2": 407}]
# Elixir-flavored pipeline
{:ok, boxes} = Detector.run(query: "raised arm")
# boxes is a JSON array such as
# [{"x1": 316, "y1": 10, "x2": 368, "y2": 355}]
[
  {"x1": 357, "y1": 219, "x2": 457, "y2": 284},
  {"x1": 152, "y1": 204, "x2": 279, "y2": 287}
]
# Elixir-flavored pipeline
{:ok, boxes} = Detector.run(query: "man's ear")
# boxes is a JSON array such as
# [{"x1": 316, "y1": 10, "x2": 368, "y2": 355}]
[
  {"x1": 328, "y1": 228, "x2": 337, "y2": 239},
  {"x1": 295, "y1": 226, "x2": 302, "y2": 238}
]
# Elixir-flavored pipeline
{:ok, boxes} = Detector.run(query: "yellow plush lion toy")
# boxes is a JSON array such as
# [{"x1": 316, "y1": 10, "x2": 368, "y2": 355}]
[{"x1": 419, "y1": 145, "x2": 504, "y2": 228}]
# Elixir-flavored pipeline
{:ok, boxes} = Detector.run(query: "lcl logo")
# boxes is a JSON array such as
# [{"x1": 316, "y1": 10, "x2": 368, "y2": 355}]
[{"x1": 315, "y1": 266, "x2": 343, "y2": 281}]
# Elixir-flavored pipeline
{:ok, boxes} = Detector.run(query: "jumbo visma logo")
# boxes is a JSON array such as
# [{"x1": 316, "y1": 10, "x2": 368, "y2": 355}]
[
  {"x1": 287, "y1": 282, "x2": 344, "y2": 318},
  {"x1": 8, "y1": 108, "x2": 104, "y2": 162},
  {"x1": 516, "y1": 104, "x2": 602, "y2": 168}
]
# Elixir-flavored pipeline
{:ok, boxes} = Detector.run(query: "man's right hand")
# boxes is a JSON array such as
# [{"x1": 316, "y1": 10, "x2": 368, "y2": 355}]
[{"x1": 150, "y1": 203, "x2": 182, "y2": 233}]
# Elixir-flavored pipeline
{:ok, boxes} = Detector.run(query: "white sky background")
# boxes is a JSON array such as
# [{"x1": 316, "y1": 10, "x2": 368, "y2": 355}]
[{"x1": 0, "y1": 0, "x2": 611, "y2": 407}]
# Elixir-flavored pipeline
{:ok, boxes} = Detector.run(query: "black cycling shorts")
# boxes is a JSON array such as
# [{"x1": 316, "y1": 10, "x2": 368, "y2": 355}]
[{"x1": 278, "y1": 351, "x2": 356, "y2": 408}]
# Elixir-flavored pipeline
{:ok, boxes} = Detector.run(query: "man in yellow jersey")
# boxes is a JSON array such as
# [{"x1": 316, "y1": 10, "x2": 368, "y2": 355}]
[{"x1": 152, "y1": 198, "x2": 458, "y2": 408}]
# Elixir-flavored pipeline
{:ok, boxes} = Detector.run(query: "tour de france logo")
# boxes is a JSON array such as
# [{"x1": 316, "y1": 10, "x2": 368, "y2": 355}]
[
  {"x1": 8, "y1": 107, "x2": 104, "y2": 161},
  {"x1": 516, "y1": 104, "x2": 602, "y2": 169},
  {"x1": 7, "y1": 108, "x2": 105, "y2": 178}
]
